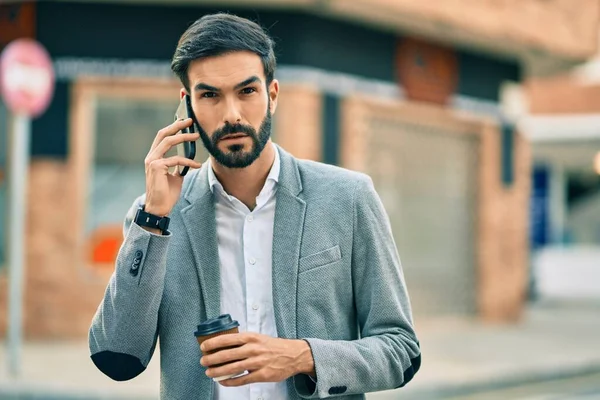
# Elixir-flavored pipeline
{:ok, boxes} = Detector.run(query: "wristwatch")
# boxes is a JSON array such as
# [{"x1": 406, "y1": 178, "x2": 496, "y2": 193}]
[{"x1": 134, "y1": 205, "x2": 170, "y2": 235}]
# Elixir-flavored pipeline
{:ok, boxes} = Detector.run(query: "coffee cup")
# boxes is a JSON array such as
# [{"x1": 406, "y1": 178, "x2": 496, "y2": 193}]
[{"x1": 195, "y1": 314, "x2": 241, "y2": 382}]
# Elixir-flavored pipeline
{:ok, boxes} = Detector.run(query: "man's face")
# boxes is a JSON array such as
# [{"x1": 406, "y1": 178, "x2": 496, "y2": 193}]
[{"x1": 185, "y1": 51, "x2": 278, "y2": 168}]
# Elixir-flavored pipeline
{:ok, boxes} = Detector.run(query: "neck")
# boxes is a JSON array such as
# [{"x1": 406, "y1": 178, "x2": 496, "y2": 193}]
[{"x1": 211, "y1": 141, "x2": 276, "y2": 210}]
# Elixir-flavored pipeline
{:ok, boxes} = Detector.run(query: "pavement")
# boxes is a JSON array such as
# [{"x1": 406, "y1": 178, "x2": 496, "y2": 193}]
[
  {"x1": 1, "y1": 301, "x2": 600, "y2": 400},
  {"x1": 441, "y1": 371, "x2": 600, "y2": 400},
  {"x1": 371, "y1": 300, "x2": 600, "y2": 400}
]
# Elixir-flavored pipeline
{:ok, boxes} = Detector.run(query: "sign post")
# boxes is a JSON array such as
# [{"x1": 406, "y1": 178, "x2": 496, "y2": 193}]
[{"x1": 0, "y1": 38, "x2": 54, "y2": 377}]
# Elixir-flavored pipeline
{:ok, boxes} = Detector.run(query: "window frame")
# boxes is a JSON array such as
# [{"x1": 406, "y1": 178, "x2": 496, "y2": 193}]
[{"x1": 69, "y1": 77, "x2": 183, "y2": 276}]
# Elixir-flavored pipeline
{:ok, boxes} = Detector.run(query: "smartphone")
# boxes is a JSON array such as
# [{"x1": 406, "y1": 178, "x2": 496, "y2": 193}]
[{"x1": 174, "y1": 94, "x2": 197, "y2": 176}]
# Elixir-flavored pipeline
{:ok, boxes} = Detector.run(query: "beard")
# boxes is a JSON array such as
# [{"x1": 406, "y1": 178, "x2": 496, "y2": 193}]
[{"x1": 196, "y1": 106, "x2": 272, "y2": 169}]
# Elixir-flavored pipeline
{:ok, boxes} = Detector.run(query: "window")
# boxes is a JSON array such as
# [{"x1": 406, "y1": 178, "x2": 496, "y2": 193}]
[
  {"x1": 87, "y1": 97, "x2": 178, "y2": 234},
  {"x1": 532, "y1": 141, "x2": 600, "y2": 246},
  {"x1": 72, "y1": 79, "x2": 208, "y2": 267},
  {"x1": 566, "y1": 168, "x2": 600, "y2": 245},
  {"x1": 72, "y1": 78, "x2": 283, "y2": 268},
  {"x1": 89, "y1": 95, "x2": 211, "y2": 230}
]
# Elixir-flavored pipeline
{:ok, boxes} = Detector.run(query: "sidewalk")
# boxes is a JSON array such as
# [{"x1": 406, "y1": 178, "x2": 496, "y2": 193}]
[
  {"x1": 1, "y1": 301, "x2": 600, "y2": 400},
  {"x1": 372, "y1": 301, "x2": 600, "y2": 399}
]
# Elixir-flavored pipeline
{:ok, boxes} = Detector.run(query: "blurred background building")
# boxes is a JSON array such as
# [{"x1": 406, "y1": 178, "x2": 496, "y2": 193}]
[
  {"x1": 0, "y1": 0, "x2": 598, "y2": 343},
  {"x1": 523, "y1": 46, "x2": 600, "y2": 303}
]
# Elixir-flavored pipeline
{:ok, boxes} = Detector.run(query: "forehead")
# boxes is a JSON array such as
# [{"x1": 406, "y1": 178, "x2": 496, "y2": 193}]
[{"x1": 188, "y1": 51, "x2": 265, "y2": 88}]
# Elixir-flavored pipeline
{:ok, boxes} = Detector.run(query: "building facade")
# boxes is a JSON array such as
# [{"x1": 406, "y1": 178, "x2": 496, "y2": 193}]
[
  {"x1": 0, "y1": 0, "x2": 597, "y2": 338},
  {"x1": 523, "y1": 40, "x2": 600, "y2": 301}
]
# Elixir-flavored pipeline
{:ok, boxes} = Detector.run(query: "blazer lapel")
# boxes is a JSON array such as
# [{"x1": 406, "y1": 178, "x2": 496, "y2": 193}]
[
  {"x1": 272, "y1": 145, "x2": 306, "y2": 339},
  {"x1": 178, "y1": 146, "x2": 306, "y2": 337},
  {"x1": 180, "y1": 165, "x2": 221, "y2": 320}
]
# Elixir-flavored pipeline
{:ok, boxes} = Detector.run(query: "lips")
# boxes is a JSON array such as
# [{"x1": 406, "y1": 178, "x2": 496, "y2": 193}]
[{"x1": 221, "y1": 133, "x2": 248, "y2": 140}]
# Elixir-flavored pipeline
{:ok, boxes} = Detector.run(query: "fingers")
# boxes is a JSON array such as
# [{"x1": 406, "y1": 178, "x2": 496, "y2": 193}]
[
  {"x1": 145, "y1": 132, "x2": 200, "y2": 165},
  {"x1": 146, "y1": 156, "x2": 201, "y2": 173},
  {"x1": 201, "y1": 333, "x2": 257, "y2": 354},
  {"x1": 205, "y1": 358, "x2": 257, "y2": 381},
  {"x1": 162, "y1": 156, "x2": 201, "y2": 169},
  {"x1": 150, "y1": 118, "x2": 193, "y2": 151},
  {"x1": 219, "y1": 370, "x2": 266, "y2": 387},
  {"x1": 201, "y1": 344, "x2": 257, "y2": 368}
]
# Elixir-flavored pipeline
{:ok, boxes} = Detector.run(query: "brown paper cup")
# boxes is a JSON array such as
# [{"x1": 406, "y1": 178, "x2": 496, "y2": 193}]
[
  {"x1": 196, "y1": 326, "x2": 239, "y2": 353},
  {"x1": 197, "y1": 326, "x2": 241, "y2": 381}
]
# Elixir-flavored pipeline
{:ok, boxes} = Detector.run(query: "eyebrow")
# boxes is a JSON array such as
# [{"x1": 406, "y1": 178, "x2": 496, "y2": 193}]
[{"x1": 194, "y1": 76, "x2": 262, "y2": 93}]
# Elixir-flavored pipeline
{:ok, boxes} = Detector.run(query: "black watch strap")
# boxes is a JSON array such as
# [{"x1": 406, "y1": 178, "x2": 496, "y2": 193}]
[{"x1": 134, "y1": 206, "x2": 170, "y2": 234}]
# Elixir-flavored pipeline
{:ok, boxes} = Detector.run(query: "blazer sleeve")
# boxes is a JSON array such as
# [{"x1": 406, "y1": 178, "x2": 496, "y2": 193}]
[
  {"x1": 294, "y1": 176, "x2": 421, "y2": 398},
  {"x1": 88, "y1": 195, "x2": 171, "y2": 381}
]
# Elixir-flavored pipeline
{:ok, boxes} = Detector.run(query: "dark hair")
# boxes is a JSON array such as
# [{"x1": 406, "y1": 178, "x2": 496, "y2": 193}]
[{"x1": 171, "y1": 13, "x2": 276, "y2": 91}]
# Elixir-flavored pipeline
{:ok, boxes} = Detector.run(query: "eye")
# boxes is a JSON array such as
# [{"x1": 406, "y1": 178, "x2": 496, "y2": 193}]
[
  {"x1": 241, "y1": 87, "x2": 256, "y2": 95},
  {"x1": 201, "y1": 92, "x2": 217, "y2": 98}
]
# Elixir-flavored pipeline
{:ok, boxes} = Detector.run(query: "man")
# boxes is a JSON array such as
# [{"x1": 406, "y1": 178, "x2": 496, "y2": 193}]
[{"x1": 89, "y1": 13, "x2": 421, "y2": 400}]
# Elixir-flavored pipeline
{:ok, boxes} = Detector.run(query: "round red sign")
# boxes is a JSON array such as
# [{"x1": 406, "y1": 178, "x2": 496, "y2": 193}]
[{"x1": 0, "y1": 38, "x2": 55, "y2": 117}]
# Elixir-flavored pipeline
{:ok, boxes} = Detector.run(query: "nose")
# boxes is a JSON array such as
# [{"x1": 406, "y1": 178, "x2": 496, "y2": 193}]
[{"x1": 222, "y1": 97, "x2": 242, "y2": 125}]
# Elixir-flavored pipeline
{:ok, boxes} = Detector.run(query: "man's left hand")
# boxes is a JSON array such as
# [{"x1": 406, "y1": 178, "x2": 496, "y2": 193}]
[{"x1": 200, "y1": 332, "x2": 315, "y2": 386}]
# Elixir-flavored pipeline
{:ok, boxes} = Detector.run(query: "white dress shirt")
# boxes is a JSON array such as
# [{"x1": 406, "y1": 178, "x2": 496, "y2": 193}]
[{"x1": 208, "y1": 143, "x2": 289, "y2": 400}]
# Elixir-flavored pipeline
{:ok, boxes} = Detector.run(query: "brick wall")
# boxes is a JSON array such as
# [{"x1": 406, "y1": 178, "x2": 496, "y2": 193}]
[
  {"x1": 328, "y1": 0, "x2": 599, "y2": 62},
  {"x1": 195, "y1": 0, "x2": 599, "y2": 62},
  {"x1": 0, "y1": 160, "x2": 110, "y2": 339},
  {"x1": 274, "y1": 84, "x2": 323, "y2": 161},
  {"x1": 477, "y1": 122, "x2": 531, "y2": 322},
  {"x1": 526, "y1": 75, "x2": 600, "y2": 114}
]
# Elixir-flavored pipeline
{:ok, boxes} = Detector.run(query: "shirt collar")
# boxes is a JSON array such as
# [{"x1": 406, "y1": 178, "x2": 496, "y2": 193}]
[{"x1": 208, "y1": 142, "x2": 280, "y2": 194}]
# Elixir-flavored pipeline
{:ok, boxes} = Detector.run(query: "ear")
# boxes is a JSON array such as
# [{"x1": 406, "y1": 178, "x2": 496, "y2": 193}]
[{"x1": 268, "y1": 79, "x2": 279, "y2": 114}]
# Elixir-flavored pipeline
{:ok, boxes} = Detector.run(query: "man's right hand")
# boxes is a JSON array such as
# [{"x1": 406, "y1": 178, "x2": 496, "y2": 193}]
[{"x1": 143, "y1": 118, "x2": 201, "y2": 217}]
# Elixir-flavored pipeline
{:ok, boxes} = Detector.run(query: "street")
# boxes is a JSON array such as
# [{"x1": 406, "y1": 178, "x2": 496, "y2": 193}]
[
  {"x1": 443, "y1": 371, "x2": 600, "y2": 400},
  {"x1": 368, "y1": 371, "x2": 600, "y2": 400}
]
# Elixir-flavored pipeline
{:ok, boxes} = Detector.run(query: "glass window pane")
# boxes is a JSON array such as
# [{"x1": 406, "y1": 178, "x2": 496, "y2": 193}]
[
  {"x1": 566, "y1": 168, "x2": 600, "y2": 245},
  {"x1": 87, "y1": 97, "x2": 208, "y2": 234},
  {"x1": 534, "y1": 141, "x2": 600, "y2": 246}
]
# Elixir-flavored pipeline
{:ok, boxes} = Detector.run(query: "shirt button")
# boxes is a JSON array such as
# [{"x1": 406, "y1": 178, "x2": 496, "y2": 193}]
[
  {"x1": 252, "y1": 304, "x2": 259, "y2": 311},
  {"x1": 249, "y1": 258, "x2": 256, "y2": 265},
  {"x1": 247, "y1": 215, "x2": 254, "y2": 222}
]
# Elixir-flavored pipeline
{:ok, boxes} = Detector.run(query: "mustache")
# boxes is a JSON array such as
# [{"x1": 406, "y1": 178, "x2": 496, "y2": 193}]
[{"x1": 212, "y1": 123, "x2": 256, "y2": 142}]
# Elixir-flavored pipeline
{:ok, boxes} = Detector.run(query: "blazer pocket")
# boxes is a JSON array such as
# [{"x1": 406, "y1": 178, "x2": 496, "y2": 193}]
[{"x1": 298, "y1": 245, "x2": 342, "y2": 274}]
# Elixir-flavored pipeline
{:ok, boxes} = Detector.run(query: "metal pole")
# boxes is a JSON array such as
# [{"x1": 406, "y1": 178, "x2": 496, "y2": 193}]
[{"x1": 7, "y1": 113, "x2": 31, "y2": 377}]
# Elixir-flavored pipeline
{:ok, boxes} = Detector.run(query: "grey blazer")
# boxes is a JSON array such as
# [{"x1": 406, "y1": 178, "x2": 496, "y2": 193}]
[{"x1": 89, "y1": 145, "x2": 421, "y2": 399}]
